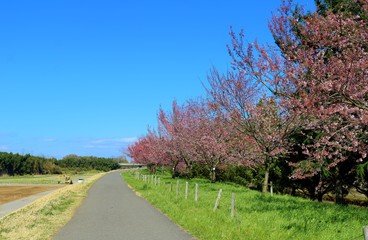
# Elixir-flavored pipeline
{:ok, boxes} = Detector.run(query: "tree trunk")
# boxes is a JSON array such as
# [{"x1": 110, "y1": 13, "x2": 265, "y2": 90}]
[
  {"x1": 211, "y1": 169, "x2": 216, "y2": 183},
  {"x1": 317, "y1": 192, "x2": 323, "y2": 202},
  {"x1": 186, "y1": 164, "x2": 193, "y2": 179},
  {"x1": 262, "y1": 164, "x2": 270, "y2": 193},
  {"x1": 291, "y1": 186, "x2": 296, "y2": 196},
  {"x1": 335, "y1": 178, "x2": 346, "y2": 205},
  {"x1": 307, "y1": 186, "x2": 316, "y2": 201}
]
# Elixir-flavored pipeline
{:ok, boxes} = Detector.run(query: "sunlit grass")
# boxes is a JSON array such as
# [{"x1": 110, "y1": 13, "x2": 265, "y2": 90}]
[{"x1": 123, "y1": 170, "x2": 368, "y2": 240}]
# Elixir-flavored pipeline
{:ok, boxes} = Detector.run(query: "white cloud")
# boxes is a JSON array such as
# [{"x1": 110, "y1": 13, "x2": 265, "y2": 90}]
[
  {"x1": 91, "y1": 137, "x2": 138, "y2": 144},
  {"x1": 0, "y1": 145, "x2": 8, "y2": 150},
  {"x1": 84, "y1": 144, "x2": 116, "y2": 149},
  {"x1": 42, "y1": 138, "x2": 56, "y2": 142},
  {"x1": 85, "y1": 137, "x2": 137, "y2": 150}
]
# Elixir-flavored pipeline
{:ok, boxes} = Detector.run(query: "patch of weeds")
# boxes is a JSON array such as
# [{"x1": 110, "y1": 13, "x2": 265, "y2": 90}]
[
  {"x1": 38, "y1": 195, "x2": 75, "y2": 216},
  {"x1": 140, "y1": 184, "x2": 149, "y2": 190}
]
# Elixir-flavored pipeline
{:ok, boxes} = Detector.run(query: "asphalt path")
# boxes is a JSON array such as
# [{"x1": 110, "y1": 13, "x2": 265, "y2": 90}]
[{"x1": 54, "y1": 171, "x2": 194, "y2": 240}]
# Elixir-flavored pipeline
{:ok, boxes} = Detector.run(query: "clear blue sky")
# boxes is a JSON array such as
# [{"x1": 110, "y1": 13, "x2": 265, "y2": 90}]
[{"x1": 0, "y1": 0, "x2": 314, "y2": 159}]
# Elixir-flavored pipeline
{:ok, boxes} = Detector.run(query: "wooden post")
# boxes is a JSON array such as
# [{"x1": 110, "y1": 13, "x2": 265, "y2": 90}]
[
  {"x1": 270, "y1": 181, "x2": 273, "y2": 196},
  {"x1": 195, "y1": 184, "x2": 198, "y2": 202},
  {"x1": 151, "y1": 175, "x2": 154, "y2": 184},
  {"x1": 185, "y1": 182, "x2": 188, "y2": 199},
  {"x1": 176, "y1": 180, "x2": 179, "y2": 196},
  {"x1": 154, "y1": 176, "x2": 157, "y2": 186},
  {"x1": 231, "y1": 192, "x2": 235, "y2": 218},
  {"x1": 213, "y1": 189, "x2": 223, "y2": 211},
  {"x1": 363, "y1": 226, "x2": 368, "y2": 240},
  {"x1": 158, "y1": 178, "x2": 160, "y2": 186}
]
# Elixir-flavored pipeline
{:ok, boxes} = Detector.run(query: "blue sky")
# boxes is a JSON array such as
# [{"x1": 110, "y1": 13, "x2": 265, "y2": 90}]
[{"x1": 0, "y1": 0, "x2": 314, "y2": 159}]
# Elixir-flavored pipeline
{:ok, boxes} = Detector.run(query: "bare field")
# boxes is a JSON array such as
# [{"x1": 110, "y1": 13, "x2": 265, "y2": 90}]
[{"x1": 0, "y1": 185, "x2": 64, "y2": 204}]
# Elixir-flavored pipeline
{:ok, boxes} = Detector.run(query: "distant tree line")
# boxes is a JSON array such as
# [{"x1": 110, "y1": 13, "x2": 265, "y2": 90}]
[
  {"x1": 0, "y1": 152, "x2": 121, "y2": 176},
  {"x1": 57, "y1": 154, "x2": 121, "y2": 172},
  {"x1": 0, "y1": 152, "x2": 62, "y2": 175}
]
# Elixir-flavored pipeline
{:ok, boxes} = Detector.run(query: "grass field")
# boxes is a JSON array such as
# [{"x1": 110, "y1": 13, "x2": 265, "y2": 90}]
[
  {"x1": 123, "y1": 170, "x2": 368, "y2": 240},
  {"x1": 0, "y1": 171, "x2": 99, "y2": 185}
]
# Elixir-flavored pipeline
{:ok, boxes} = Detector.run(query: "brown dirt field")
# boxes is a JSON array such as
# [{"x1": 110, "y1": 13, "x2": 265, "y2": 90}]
[{"x1": 0, "y1": 186, "x2": 64, "y2": 204}]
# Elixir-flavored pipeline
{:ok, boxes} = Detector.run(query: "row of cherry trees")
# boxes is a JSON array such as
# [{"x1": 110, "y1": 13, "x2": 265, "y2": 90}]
[{"x1": 128, "y1": 0, "x2": 368, "y2": 204}]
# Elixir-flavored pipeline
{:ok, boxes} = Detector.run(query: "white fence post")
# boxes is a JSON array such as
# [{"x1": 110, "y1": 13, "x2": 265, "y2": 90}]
[
  {"x1": 363, "y1": 226, "x2": 368, "y2": 240},
  {"x1": 270, "y1": 181, "x2": 273, "y2": 196},
  {"x1": 231, "y1": 192, "x2": 235, "y2": 218},
  {"x1": 185, "y1": 182, "x2": 189, "y2": 199},
  {"x1": 213, "y1": 189, "x2": 223, "y2": 211},
  {"x1": 176, "y1": 180, "x2": 179, "y2": 196}
]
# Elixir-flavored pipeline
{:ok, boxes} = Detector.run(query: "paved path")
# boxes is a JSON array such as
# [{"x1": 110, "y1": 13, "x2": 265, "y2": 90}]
[{"x1": 54, "y1": 171, "x2": 194, "y2": 240}]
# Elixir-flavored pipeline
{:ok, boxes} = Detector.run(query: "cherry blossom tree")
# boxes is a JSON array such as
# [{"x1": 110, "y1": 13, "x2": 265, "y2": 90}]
[
  {"x1": 206, "y1": 66, "x2": 296, "y2": 192},
  {"x1": 157, "y1": 105, "x2": 184, "y2": 178},
  {"x1": 270, "y1": 0, "x2": 367, "y2": 203},
  {"x1": 157, "y1": 101, "x2": 197, "y2": 177},
  {"x1": 183, "y1": 100, "x2": 233, "y2": 182},
  {"x1": 127, "y1": 128, "x2": 164, "y2": 174}
]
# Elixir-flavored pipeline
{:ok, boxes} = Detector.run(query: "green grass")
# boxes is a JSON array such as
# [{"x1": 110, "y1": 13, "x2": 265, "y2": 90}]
[{"x1": 122, "y1": 170, "x2": 368, "y2": 240}]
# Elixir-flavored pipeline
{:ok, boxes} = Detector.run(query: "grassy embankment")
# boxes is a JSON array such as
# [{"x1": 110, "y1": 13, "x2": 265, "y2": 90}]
[
  {"x1": 123, "y1": 170, "x2": 368, "y2": 240},
  {"x1": 0, "y1": 171, "x2": 106, "y2": 240}
]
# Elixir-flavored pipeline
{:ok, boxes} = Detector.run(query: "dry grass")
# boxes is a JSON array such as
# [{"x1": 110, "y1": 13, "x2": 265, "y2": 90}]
[{"x1": 0, "y1": 172, "x2": 106, "y2": 240}]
